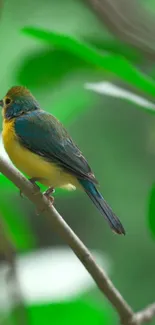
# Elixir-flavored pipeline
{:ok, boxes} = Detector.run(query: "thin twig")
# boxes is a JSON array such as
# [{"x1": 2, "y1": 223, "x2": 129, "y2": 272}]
[
  {"x1": 0, "y1": 156, "x2": 154, "y2": 325},
  {"x1": 134, "y1": 304, "x2": 155, "y2": 324}
]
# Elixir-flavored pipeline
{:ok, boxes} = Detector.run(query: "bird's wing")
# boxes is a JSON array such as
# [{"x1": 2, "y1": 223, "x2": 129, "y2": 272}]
[{"x1": 15, "y1": 110, "x2": 98, "y2": 184}]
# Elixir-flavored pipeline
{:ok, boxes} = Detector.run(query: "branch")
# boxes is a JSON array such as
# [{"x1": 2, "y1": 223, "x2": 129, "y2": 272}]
[
  {"x1": 134, "y1": 304, "x2": 155, "y2": 324},
  {"x1": 0, "y1": 156, "x2": 154, "y2": 325},
  {"x1": 84, "y1": 0, "x2": 155, "y2": 59}
]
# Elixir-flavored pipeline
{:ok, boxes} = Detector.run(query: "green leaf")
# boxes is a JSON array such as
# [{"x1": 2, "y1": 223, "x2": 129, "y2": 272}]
[
  {"x1": 22, "y1": 27, "x2": 155, "y2": 102},
  {"x1": 17, "y1": 49, "x2": 89, "y2": 89},
  {"x1": 148, "y1": 183, "x2": 155, "y2": 238},
  {"x1": 27, "y1": 299, "x2": 113, "y2": 325},
  {"x1": 85, "y1": 37, "x2": 143, "y2": 62}
]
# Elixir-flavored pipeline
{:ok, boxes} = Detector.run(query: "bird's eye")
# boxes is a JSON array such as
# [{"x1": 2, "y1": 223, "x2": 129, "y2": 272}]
[{"x1": 5, "y1": 97, "x2": 11, "y2": 105}]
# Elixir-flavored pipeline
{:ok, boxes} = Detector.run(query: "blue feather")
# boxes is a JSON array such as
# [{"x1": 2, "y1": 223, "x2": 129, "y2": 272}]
[
  {"x1": 78, "y1": 179, "x2": 125, "y2": 235},
  {"x1": 2, "y1": 85, "x2": 126, "y2": 235},
  {"x1": 14, "y1": 110, "x2": 97, "y2": 182}
]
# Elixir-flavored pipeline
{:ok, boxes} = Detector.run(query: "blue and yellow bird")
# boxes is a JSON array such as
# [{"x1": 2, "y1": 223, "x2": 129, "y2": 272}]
[{"x1": 0, "y1": 86, "x2": 125, "y2": 235}]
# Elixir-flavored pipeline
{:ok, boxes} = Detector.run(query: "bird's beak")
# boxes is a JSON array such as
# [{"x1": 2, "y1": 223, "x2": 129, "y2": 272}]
[{"x1": 0, "y1": 100, "x2": 3, "y2": 107}]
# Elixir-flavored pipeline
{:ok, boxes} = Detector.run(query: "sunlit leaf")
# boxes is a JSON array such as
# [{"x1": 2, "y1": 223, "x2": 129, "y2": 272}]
[
  {"x1": 85, "y1": 81, "x2": 155, "y2": 112},
  {"x1": 0, "y1": 248, "x2": 113, "y2": 325},
  {"x1": 28, "y1": 300, "x2": 112, "y2": 325}
]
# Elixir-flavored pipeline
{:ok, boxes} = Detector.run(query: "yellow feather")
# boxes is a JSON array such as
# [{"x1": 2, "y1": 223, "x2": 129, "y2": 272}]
[{"x1": 2, "y1": 118, "x2": 79, "y2": 190}]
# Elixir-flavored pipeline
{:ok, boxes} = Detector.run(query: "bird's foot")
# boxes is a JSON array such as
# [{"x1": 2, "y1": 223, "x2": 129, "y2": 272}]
[
  {"x1": 20, "y1": 177, "x2": 41, "y2": 198},
  {"x1": 35, "y1": 187, "x2": 55, "y2": 216},
  {"x1": 43, "y1": 187, "x2": 55, "y2": 205}
]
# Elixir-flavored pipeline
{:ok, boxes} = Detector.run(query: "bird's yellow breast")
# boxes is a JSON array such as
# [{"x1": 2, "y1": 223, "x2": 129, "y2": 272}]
[{"x1": 2, "y1": 118, "x2": 79, "y2": 190}]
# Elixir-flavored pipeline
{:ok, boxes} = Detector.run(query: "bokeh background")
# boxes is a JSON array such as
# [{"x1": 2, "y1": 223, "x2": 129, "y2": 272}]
[{"x1": 0, "y1": 0, "x2": 155, "y2": 324}]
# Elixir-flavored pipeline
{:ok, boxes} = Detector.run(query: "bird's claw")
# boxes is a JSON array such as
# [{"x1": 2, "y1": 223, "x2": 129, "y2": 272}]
[
  {"x1": 43, "y1": 187, "x2": 55, "y2": 205},
  {"x1": 19, "y1": 180, "x2": 55, "y2": 214},
  {"x1": 32, "y1": 182, "x2": 40, "y2": 195},
  {"x1": 35, "y1": 187, "x2": 55, "y2": 216},
  {"x1": 44, "y1": 194, "x2": 54, "y2": 204}
]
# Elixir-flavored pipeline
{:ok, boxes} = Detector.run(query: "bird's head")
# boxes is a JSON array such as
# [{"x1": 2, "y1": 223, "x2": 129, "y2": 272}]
[{"x1": 0, "y1": 86, "x2": 40, "y2": 120}]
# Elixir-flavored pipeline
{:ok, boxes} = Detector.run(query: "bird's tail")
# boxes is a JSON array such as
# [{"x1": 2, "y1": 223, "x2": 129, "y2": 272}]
[{"x1": 78, "y1": 179, "x2": 125, "y2": 235}]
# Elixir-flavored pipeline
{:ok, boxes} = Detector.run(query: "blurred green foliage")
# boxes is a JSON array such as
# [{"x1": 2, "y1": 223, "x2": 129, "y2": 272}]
[
  {"x1": 27, "y1": 299, "x2": 113, "y2": 325},
  {"x1": 148, "y1": 184, "x2": 155, "y2": 238},
  {"x1": 0, "y1": 0, "x2": 155, "y2": 324},
  {"x1": 22, "y1": 27, "x2": 155, "y2": 100}
]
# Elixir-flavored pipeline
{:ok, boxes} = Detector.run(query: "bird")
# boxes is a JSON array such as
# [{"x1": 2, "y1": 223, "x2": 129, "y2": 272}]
[{"x1": 0, "y1": 86, "x2": 125, "y2": 235}]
